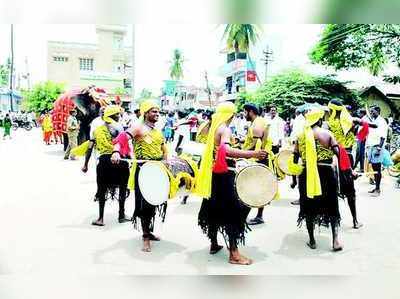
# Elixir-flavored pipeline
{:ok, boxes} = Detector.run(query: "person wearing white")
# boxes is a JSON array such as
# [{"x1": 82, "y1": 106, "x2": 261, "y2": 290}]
[
  {"x1": 290, "y1": 109, "x2": 305, "y2": 143},
  {"x1": 235, "y1": 112, "x2": 248, "y2": 140},
  {"x1": 265, "y1": 105, "x2": 285, "y2": 154},
  {"x1": 366, "y1": 106, "x2": 388, "y2": 196}
]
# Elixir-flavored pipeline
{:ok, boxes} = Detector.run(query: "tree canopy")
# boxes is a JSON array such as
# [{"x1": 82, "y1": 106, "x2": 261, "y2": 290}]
[
  {"x1": 0, "y1": 59, "x2": 11, "y2": 87},
  {"x1": 237, "y1": 69, "x2": 361, "y2": 119},
  {"x1": 22, "y1": 81, "x2": 64, "y2": 112},
  {"x1": 310, "y1": 24, "x2": 400, "y2": 83},
  {"x1": 223, "y1": 24, "x2": 260, "y2": 53},
  {"x1": 169, "y1": 49, "x2": 184, "y2": 80}
]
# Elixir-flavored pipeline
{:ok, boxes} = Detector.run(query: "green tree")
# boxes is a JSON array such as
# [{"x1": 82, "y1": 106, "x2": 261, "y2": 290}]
[
  {"x1": 223, "y1": 24, "x2": 260, "y2": 53},
  {"x1": 238, "y1": 69, "x2": 361, "y2": 119},
  {"x1": 113, "y1": 86, "x2": 127, "y2": 95},
  {"x1": 310, "y1": 24, "x2": 400, "y2": 82},
  {"x1": 0, "y1": 58, "x2": 11, "y2": 87},
  {"x1": 22, "y1": 81, "x2": 65, "y2": 112},
  {"x1": 169, "y1": 49, "x2": 184, "y2": 80},
  {"x1": 135, "y1": 88, "x2": 154, "y2": 105}
]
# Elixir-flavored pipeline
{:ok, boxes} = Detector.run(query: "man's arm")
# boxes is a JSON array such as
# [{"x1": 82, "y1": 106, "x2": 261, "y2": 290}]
[{"x1": 81, "y1": 140, "x2": 95, "y2": 173}]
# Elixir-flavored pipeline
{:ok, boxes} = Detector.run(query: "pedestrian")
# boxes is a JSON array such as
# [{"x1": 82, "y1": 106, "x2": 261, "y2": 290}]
[
  {"x1": 64, "y1": 109, "x2": 80, "y2": 160},
  {"x1": 2, "y1": 113, "x2": 12, "y2": 140},
  {"x1": 42, "y1": 111, "x2": 53, "y2": 145},
  {"x1": 265, "y1": 105, "x2": 285, "y2": 154},
  {"x1": 367, "y1": 106, "x2": 388, "y2": 197}
]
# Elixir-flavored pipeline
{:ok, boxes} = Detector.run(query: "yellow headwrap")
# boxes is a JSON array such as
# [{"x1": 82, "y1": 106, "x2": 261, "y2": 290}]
[
  {"x1": 328, "y1": 102, "x2": 353, "y2": 135},
  {"x1": 195, "y1": 102, "x2": 237, "y2": 199},
  {"x1": 140, "y1": 99, "x2": 159, "y2": 116},
  {"x1": 103, "y1": 105, "x2": 122, "y2": 124},
  {"x1": 304, "y1": 109, "x2": 325, "y2": 198}
]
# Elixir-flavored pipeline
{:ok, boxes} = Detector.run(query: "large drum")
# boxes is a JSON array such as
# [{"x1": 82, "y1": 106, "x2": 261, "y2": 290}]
[
  {"x1": 275, "y1": 149, "x2": 295, "y2": 175},
  {"x1": 138, "y1": 157, "x2": 195, "y2": 206},
  {"x1": 234, "y1": 159, "x2": 278, "y2": 208}
]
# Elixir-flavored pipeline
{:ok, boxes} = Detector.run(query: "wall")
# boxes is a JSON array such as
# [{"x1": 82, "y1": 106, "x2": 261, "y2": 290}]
[{"x1": 364, "y1": 92, "x2": 392, "y2": 117}]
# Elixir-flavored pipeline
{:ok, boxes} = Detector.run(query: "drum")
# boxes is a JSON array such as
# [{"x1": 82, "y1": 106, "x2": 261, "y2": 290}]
[
  {"x1": 180, "y1": 141, "x2": 206, "y2": 163},
  {"x1": 138, "y1": 157, "x2": 195, "y2": 206},
  {"x1": 275, "y1": 149, "x2": 294, "y2": 175},
  {"x1": 234, "y1": 159, "x2": 278, "y2": 208}
]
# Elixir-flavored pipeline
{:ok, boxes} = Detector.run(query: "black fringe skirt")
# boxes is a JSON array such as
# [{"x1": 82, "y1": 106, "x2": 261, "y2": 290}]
[
  {"x1": 95, "y1": 154, "x2": 130, "y2": 201},
  {"x1": 132, "y1": 163, "x2": 167, "y2": 233},
  {"x1": 198, "y1": 170, "x2": 251, "y2": 247},
  {"x1": 298, "y1": 161, "x2": 341, "y2": 228}
]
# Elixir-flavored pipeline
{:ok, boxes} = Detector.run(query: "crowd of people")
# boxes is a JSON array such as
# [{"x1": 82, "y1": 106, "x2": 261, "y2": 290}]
[{"x1": 38, "y1": 96, "x2": 397, "y2": 267}]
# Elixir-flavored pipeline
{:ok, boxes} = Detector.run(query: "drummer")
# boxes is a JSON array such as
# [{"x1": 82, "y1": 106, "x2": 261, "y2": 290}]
[
  {"x1": 196, "y1": 102, "x2": 267, "y2": 265},
  {"x1": 327, "y1": 100, "x2": 376, "y2": 229},
  {"x1": 241, "y1": 103, "x2": 271, "y2": 225},
  {"x1": 111, "y1": 99, "x2": 168, "y2": 253},
  {"x1": 79, "y1": 105, "x2": 131, "y2": 226},
  {"x1": 294, "y1": 109, "x2": 344, "y2": 251}
]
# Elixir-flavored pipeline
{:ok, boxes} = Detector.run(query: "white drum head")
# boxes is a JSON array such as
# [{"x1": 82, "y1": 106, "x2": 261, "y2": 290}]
[
  {"x1": 138, "y1": 162, "x2": 169, "y2": 206},
  {"x1": 235, "y1": 165, "x2": 278, "y2": 208}
]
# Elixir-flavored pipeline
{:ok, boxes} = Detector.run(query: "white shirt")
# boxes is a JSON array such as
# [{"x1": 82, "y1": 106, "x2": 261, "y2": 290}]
[
  {"x1": 89, "y1": 116, "x2": 105, "y2": 139},
  {"x1": 265, "y1": 115, "x2": 285, "y2": 146},
  {"x1": 367, "y1": 115, "x2": 388, "y2": 146},
  {"x1": 156, "y1": 115, "x2": 166, "y2": 131},
  {"x1": 234, "y1": 117, "x2": 248, "y2": 138},
  {"x1": 290, "y1": 114, "x2": 305, "y2": 141}
]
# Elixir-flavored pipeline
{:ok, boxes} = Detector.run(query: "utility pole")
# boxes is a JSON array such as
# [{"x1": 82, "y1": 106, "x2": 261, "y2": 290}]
[
  {"x1": 9, "y1": 24, "x2": 14, "y2": 111},
  {"x1": 131, "y1": 24, "x2": 135, "y2": 108},
  {"x1": 261, "y1": 45, "x2": 273, "y2": 82},
  {"x1": 204, "y1": 71, "x2": 212, "y2": 108},
  {"x1": 25, "y1": 56, "x2": 31, "y2": 90}
]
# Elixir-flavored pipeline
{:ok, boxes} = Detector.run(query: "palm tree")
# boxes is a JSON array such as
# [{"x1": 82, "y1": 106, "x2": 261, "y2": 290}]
[
  {"x1": 223, "y1": 24, "x2": 260, "y2": 54},
  {"x1": 223, "y1": 24, "x2": 262, "y2": 84},
  {"x1": 169, "y1": 49, "x2": 184, "y2": 80}
]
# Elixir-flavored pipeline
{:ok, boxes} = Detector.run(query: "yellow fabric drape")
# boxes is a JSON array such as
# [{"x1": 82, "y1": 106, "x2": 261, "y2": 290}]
[
  {"x1": 287, "y1": 154, "x2": 304, "y2": 175},
  {"x1": 71, "y1": 140, "x2": 90, "y2": 157},
  {"x1": 195, "y1": 102, "x2": 237, "y2": 199},
  {"x1": 304, "y1": 109, "x2": 325, "y2": 198},
  {"x1": 328, "y1": 102, "x2": 353, "y2": 136},
  {"x1": 103, "y1": 105, "x2": 122, "y2": 124}
]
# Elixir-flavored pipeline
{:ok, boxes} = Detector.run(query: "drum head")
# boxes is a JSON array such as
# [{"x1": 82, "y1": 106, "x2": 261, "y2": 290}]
[
  {"x1": 181, "y1": 141, "x2": 206, "y2": 157},
  {"x1": 235, "y1": 165, "x2": 278, "y2": 208},
  {"x1": 138, "y1": 162, "x2": 169, "y2": 206},
  {"x1": 276, "y1": 150, "x2": 293, "y2": 175}
]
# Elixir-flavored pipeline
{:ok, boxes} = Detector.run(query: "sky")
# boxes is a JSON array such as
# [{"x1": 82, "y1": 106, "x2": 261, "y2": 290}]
[{"x1": 0, "y1": 24, "x2": 386, "y2": 95}]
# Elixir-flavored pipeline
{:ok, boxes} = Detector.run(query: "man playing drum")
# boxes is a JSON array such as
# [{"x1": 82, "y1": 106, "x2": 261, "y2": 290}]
[
  {"x1": 111, "y1": 100, "x2": 168, "y2": 253},
  {"x1": 327, "y1": 100, "x2": 376, "y2": 229},
  {"x1": 294, "y1": 109, "x2": 345, "y2": 251},
  {"x1": 241, "y1": 103, "x2": 271, "y2": 225},
  {"x1": 196, "y1": 102, "x2": 267, "y2": 265},
  {"x1": 78, "y1": 105, "x2": 131, "y2": 226}
]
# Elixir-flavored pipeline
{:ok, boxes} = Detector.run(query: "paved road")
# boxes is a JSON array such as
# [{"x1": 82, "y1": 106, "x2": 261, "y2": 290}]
[{"x1": 1, "y1": 128, "x2": 399, "y2": 277}]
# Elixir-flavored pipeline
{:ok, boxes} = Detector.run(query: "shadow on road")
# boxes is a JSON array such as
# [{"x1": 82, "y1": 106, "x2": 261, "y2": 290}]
[
  {"x1": 274, "y1": 231, "x2": 340, "y2": 260},
  {"x1": 93, "y1": 237, "x2": 186, "y2": 265},
  {"x1": 184, "y1": 245, "x2": 269, "y2": 274},
  {"x1": 57, "y1": 214, "x2": 131, "y2": 232}
]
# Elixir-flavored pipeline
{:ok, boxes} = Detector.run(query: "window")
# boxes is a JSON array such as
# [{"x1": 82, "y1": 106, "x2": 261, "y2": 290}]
[
  {"x1": 79, "y1": 58, "x2": 94, "y2": 71},
  {"x1": 113, "y1": 35, "x2": 123, "y2": 50},
  {"x1": 53, "y1": 56, "x2": 68, "y2": 62}
]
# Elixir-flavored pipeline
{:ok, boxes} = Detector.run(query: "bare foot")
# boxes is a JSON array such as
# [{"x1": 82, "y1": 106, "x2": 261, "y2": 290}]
[
  {"x1": 353, "y1": 221, "x2": 363, "y2": 229},
  {"x1": 91, "y1": 219, "x2": 104, "y2": 226},
  {"x1": 142, "y1": 238, "x2": 151, "y2": 252},
  {"x1": 229, "y1": 250, "x2": 253, "y2": 265},
  {"x1": 307, "y1": 241, "x2": 317, "y2": 249}
]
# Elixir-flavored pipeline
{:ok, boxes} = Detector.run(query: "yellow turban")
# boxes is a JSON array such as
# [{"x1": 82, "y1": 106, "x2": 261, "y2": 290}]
[
  {"x1": 304, "y1": 109, "x2": 325, "y2": 198},
  {"x1": 103, "y1": 105, "x2": 122, "y2": 124},
  {"x1": 195, "y1": 102, "x2": 237, "y2": 198},
  {"x1": 140, "y1": 99, "x2": 159, "y2": 116},
  {"x1": 328, "y1": 102, "x2": 353, "y2": 135}
]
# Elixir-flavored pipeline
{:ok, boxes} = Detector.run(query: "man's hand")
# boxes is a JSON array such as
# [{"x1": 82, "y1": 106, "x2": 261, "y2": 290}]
[
  {"x1": 111, "y1": 152, "x2": 121, "y2": 164},
  {"x1": 81, "y1": 165, "x2": 88, "y2": 173},
  {"x1": 254, "y1": 150, "x2": 268, "y2": 160}
]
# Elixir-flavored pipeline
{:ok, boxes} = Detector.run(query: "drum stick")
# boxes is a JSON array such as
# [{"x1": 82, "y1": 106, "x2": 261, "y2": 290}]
[{"x1": 356, "y1": 171, "x2": 378, "y2": 175}]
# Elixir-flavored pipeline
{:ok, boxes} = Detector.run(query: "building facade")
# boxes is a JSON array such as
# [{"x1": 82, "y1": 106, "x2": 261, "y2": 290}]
[
  {"x1": 0, "y1": 88, "x2": 22, "y2": 112},
  {"x1": 47, "y1": 25, "x2": 133, "y2": 94}
]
